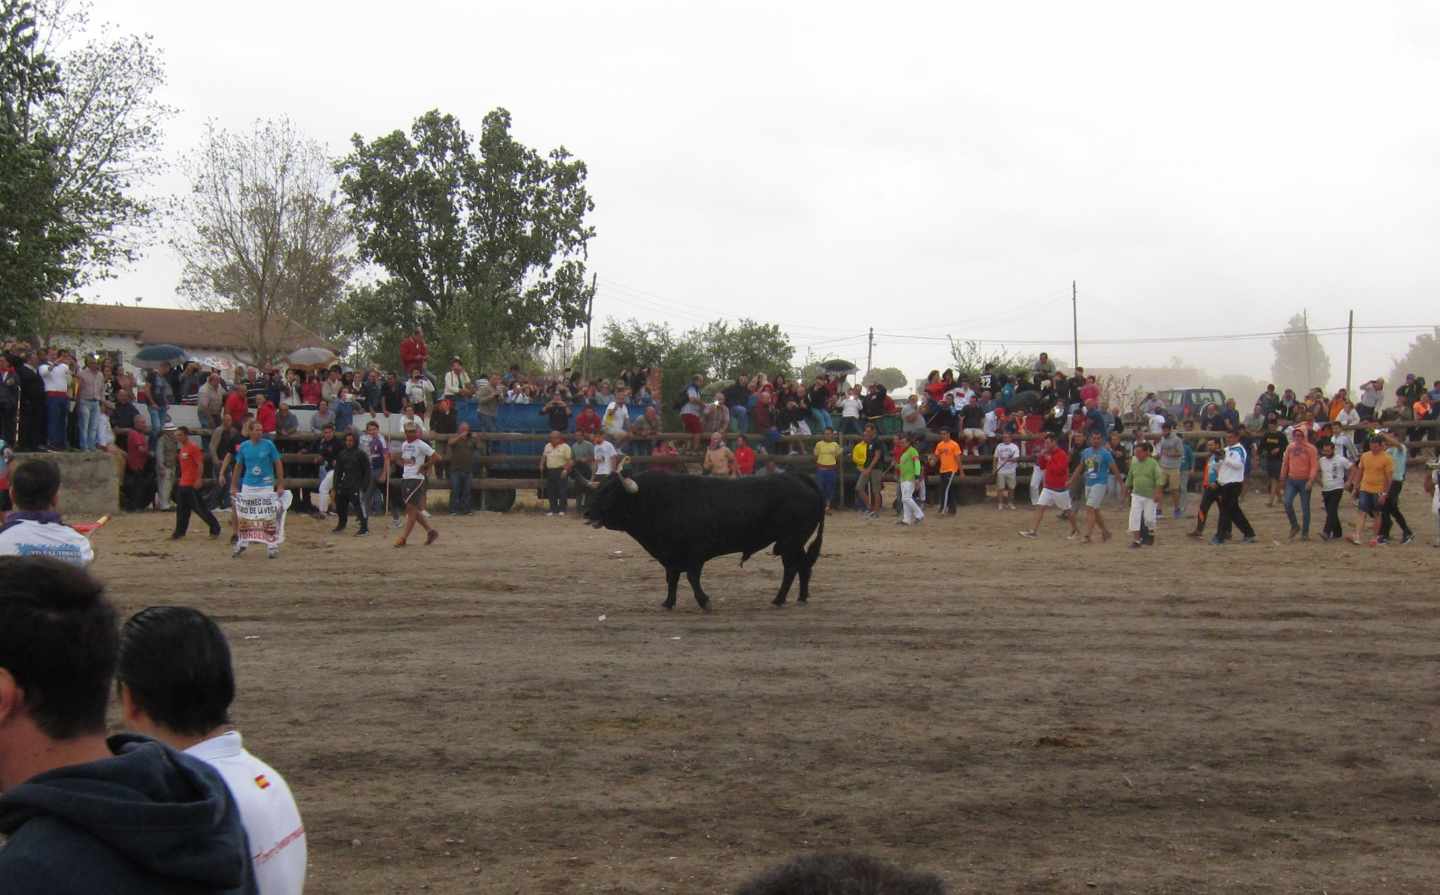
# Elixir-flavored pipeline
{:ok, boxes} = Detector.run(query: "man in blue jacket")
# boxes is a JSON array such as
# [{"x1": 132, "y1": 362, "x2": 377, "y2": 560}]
[{"x1": 0, "y1": 557, "x2": 257, "y2": 893}]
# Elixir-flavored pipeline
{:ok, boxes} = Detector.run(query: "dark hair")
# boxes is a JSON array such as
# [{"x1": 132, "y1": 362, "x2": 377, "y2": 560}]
[
  {"x1": 736, "y1": 853, "x2": 947, "y2": 895},
  {"x1": 10, "y1": 458, "x2": 61, "y2": 510},
  {"x1": 0, "y1": 558, "x2": 117, "y2": 739},
  {"x1": 117, "y1": 606, "x2": 234, "y2": 737}
]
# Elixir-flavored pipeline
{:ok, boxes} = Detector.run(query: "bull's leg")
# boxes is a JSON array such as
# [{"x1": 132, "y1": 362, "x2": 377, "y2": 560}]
[
  {"x1": 684, "y1": 564, "x2": 711, "y2": 612},
  {"x1": 773, "y1": 556, "x2": 798, "y2": 607},
  {"x1": 663, "y1": 567, "x2": 681, "y2": 610},
  {"x1": 797, "y1": 553, "x2": 813, "y2": 604}
]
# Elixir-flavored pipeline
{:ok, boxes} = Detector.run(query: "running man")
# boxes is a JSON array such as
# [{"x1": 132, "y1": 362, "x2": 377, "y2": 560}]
[
  {"x1": 1212, "y1": 429, "x2": 1256, "y2": 545},
  {"x1": 1020, "y1": 434, "x2": 1078, "y2": 539},
  {"x1": 894, "y1": 434, "x2": 925, "y2": 526},
  {"x1": 394, "y1": 421, "x2": 438, "y2": 547}
]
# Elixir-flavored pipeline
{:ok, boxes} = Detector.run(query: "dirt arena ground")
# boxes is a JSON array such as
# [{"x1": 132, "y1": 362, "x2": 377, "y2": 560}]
[{"x1": 90, "y1": 483, "x2": 1440, "y2": 894}]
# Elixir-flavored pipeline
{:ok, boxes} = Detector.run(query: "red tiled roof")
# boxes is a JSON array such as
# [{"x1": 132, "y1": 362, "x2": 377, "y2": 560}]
[{"x1": 57, "y1": 303, "x2": 331, "y2": 353}]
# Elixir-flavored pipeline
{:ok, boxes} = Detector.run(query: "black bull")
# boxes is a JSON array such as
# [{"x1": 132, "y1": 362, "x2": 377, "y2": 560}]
[{"x1": 583, "y1": 471, "x2": 826, "y2": 610}]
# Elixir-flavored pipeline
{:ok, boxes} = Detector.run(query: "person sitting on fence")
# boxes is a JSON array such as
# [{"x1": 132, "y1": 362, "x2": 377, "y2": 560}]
[
  {"x1": 574, "y1": 404, "x2": 601, "y2": 438},
  {"x1": 650, "y1": 439, "x2": 679, "y2": 475},
  {"x1": 627, "y1": 405, "x2": 659, "y2": 457},
  {"x1": 603, "y1": 387, "x2": 631, "y2": 445}
]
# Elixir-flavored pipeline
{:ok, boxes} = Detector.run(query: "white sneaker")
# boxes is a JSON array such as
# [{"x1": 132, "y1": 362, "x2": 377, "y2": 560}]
[{"x1": 1019, "y1": 530, "x2": 1038, "y2": 539}]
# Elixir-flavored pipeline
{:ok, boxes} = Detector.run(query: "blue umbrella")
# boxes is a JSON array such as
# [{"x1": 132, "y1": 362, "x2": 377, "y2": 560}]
[{"x1": 132, "y1": 344, "x2": 185, "y2": 367}]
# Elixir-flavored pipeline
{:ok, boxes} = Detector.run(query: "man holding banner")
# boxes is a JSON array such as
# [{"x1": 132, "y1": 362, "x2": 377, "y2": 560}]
[{"x1": 230, "y1": 420, "x2": 289, "y2": 560}]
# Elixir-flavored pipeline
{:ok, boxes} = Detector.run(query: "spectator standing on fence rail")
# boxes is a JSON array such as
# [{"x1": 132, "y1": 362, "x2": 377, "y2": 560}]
[
  {"x1": 447, "y1": 423, "x2": 476, "y2": 516},
  {"x1": 75, "y1": 356, "x2": 103, "y2": 452},
  {"x1": 540, "y1": 430, "x2": 572, "y2": 516},
  {"x1": 400, "y1": 326, "x2": 429, "y2": 380},
  {"x1": 628, "y1": 405, "x2": 658, "y2": 457},
  {"x1": 171, "y1": 426, "x2": 221, "y2": 540},
  {"x1": 1212, "y1": 429, "x2": 1256, "y2": 545},
  {"x1": 404, "y1": 369, "x2": 433, "y2": 420},
  {"x1": 1020, "y1": 434, "x2": 1077, "y2": 540},
  {"x1": 394, "y1": 422, "x2": 438, "y2": 547}
]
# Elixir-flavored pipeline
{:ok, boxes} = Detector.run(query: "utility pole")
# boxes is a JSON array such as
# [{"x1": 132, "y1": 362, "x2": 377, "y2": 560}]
[
  {"x1": 1303, "y1": 308, "x2": 1312, "y2": 388},
  {"x1": 582, "y1": 273, "x2": 596, "y2": 382},
  {"x1": 1345, "y1": 309, "x2": 1354, "y2": 394},
  {"x1": 865, "y1": 327, "x2": 874, "y2": 375},
  {"x1": 1071, "y1": 280, "x2": 1079, "y2": 370}
]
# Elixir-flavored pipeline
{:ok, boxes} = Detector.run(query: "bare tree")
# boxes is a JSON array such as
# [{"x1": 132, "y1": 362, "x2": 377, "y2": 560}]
[{"x1": 173, "y1": 117, "x2": 353, "y2": 366}]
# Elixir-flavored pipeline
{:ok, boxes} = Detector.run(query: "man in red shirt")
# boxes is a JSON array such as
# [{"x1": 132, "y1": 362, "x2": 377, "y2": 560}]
[
  {"x1": 171, "y1": 426, "x2": 221, "y2": 539},
  {"x1": 399, "y1": 326, "x2": 429, "y2": 379},
  {"x1": 1020, "y1": 434, "x2": 1078, "y2": 539},
  {"x1": 734, "y1": 435, "x2": 756, "y2": 475},
  {"x1": 574, "y1": 405, "x2": 601, "y2": 437},
  {"x1": 223, "y1": 384, "x2": 249, "y2": 422}
]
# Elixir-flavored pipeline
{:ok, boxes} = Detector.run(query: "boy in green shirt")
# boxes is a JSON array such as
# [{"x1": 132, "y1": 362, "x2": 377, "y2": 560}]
[
  {"x1": 895, "y1": 434, "x2": 925, "y2": 526},
  {"x1": 1124, "y1": 441, "x2": 1163, "y2": 548}
]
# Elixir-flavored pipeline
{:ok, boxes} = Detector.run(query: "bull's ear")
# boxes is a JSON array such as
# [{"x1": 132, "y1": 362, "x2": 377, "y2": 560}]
[{"x1": 621, "y1": 477, "x2": 639, "y2": 494}]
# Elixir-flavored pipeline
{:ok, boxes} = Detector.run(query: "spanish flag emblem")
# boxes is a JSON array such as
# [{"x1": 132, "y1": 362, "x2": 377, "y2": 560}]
[{"x1": 254, "y1": 774, "x2": 271, "y2": 790}]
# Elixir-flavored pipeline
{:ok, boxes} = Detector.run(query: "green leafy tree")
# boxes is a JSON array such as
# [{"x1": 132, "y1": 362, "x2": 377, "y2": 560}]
[
  {"x1": 863, "y1": 367, "x2": 907, "y2": 391},
  {"x1": 693, "y1": 318, "x2": 794, "y2": 381},
  {"x1": 19, "y1": 1, "x2": 171, "y2": 292},
  {"x1": 331, "y1": 279, "x2": 420, "y2": 369},
  {"x1": 0, "y1": 1, "x2": 77, "y2": 335},
  {"x1": 173, "y1": 117, "x2": 355, "y2": 366},
  {"x1": 337, "y1": 108, "x2": 596, "y2": 369},
  {"x1": 1269, "y1": 313, "x2": 1331, "y2": 393},
  {"x1": 947, "y1": 338, "x2": 1036, "y2": 383}
]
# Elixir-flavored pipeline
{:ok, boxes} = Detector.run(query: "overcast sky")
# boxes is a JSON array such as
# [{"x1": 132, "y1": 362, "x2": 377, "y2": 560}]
[{"x1": 94, "y1": 0, "x2": 1440, "y2": 389}]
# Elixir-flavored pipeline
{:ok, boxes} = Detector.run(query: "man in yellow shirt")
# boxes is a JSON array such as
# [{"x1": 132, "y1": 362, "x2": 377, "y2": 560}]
[
  {"x1": 1349, "y1": 436, "x2": 1394, "y2": 545},
  {"x1": 813, "y1": 427, "x2": 841, "y2": 512},
  {"x1": 932, "y1": 429, "x2": 963, "y2": 515}
]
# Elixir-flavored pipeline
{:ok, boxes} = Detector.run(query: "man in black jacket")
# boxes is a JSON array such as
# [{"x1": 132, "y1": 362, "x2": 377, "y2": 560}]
[
  {"x1": 0, "y1": 557, "x2": 257, "y2": 893},
  {"x1": 4, "y1": 346, "x2": 45, "y2": 452},
  {"x1": 331, "y1": 430, "x2": 371, "y2": 535}
]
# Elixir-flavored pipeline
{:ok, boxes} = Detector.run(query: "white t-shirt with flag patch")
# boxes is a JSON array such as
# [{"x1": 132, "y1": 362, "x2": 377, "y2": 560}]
[
  {"x1": 0, "y1": 519, "x2": 94, "y2": 566},
  {"x1": 187, "y1": 731, "x2": 306, "y2": 895}
]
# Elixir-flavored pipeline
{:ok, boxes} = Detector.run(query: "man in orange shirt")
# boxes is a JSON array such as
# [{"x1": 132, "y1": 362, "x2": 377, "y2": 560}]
[
  {"x1": 933, "y1": 429, "x2": 963, "y2": 515},
  {"x1": 1279, "y1": 427, "x2": 1320, "y2": 540},
  {"x1": 171, "y1": 426, "x2": 221, "y2": 539},
  {"x1": 1348, "y1": 436, "x2": 1394, "y2": 546}
]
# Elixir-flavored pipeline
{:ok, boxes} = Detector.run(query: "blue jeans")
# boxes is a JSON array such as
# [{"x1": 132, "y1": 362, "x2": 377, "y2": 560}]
[
  {"x1": 45, "y1": 396, "x2": 69, "y2": 449},
  {"x1": 450, "y1": 470, "x2": 473, "y2": 514},
  {"x1": 815, "y1": 467, "x2": 838, "y2": 507},
  {"x1": 77, "y1": 399, "x2": 100, "y2": 450},
  {"x1": 148, "y1": 405, "x2": 164, "y2": 449},
  {"x1": 811, "y1": 408, "x2": 834, "y2": 432},
  {"x1": 840, "y1": 417, "x2": 861, "y2": 436},
  {"x1": 728, "y1": 404, "x2": 749, "y2": 434},
  {"x1": 1283, "y1": 479, "x2": 1312, "y2": 535}
]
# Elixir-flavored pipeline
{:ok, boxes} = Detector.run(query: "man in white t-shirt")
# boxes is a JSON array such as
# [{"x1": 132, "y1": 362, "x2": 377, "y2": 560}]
[
  {"x1": 117, "y1": 606, "x2": 306, "y2": 895},
  {"x1": 0, "y1": 458, "x2": 94, "y2": 566},
  {"x1": 602, "y1": 387, "x2": 630, "y2": 443},
  {"x1": 396, "y1": 421, "x2": 438, "y2": 547},
  {"x1": 591, "y1": 431, "x2": 619, "y2": 484},
  {"x1": 839, "y1": 387, "x2": 864, "y2": 436},
  {"x1": 991, "y1": 431, "x2": 1021, "y2": 511},
  {"x1": 1317, "y1": 441, "x2": 1352, "y2": 541}
]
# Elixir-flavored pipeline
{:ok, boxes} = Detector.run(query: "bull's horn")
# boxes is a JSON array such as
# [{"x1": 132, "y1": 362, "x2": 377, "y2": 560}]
[{"x1": 621, "y1": 477, "x2": 639, "y2": 494}]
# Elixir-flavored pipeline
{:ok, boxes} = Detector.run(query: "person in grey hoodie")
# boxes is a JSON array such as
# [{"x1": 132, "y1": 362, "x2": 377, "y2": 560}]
[{"x1": 0, "y1": 557, "x2": 256, "y2": 894}]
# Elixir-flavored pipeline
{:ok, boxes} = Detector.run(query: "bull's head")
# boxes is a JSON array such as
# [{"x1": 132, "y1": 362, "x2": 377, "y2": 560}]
[{"x1": 583, "y1": 458, "x2": 640, "y2": 529}]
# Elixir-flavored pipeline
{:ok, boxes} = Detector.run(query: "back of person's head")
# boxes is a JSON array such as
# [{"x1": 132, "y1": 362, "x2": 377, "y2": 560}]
[
  {"x1": 117, "y1": 607, "x2": 234, "y2": 737},
  {"x1": 736, "y1": 853, "x2": 947, "y2": 895},
  {"x1": 0, "y1": 558, "x2": 116, "y2": 739},
  {"x1": 10, "y1": 458, "x2": 61, "y2": 510}
]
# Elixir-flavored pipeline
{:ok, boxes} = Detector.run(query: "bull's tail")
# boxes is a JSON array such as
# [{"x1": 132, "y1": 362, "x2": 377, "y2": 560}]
[
  {"x1": 800, "y1": 472, "x2": 825, "y2": 569},
  {"x1": 805, "y1": 508, "x2": 824, "y2": 570}
]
